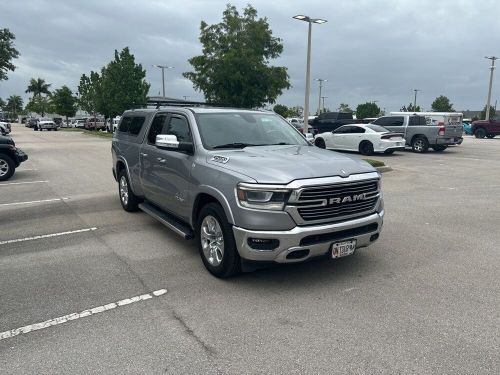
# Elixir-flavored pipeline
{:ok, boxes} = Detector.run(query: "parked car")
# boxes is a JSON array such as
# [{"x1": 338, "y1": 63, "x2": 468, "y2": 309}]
[
  {"x1": 308, "y1": 112, "x2": 358, "y2": 134},
  {"x1": 314, "y1": 124, "x2": 406, "y2": 155},
  {"x1": 471, "y1": 118, "x2": 500, "y2": 138},
  {"x1": 85, "y1": 117, "x2": 106, "y2": 130},
  {"x1": 35, "y1": 119, "x2": 58, "y2": 131},
  {"x1": 0, "y1": 121, "x2": 11, "y2": 136},
  {"x1": 462, "y1": 120, "x2": 472, "y2": 135},
  {"x1": 71, "y1": 118, "x2": 87, "y2": 128},
  {"x1": 112, "y1": 107, "x2": 384, "y2": 278},
  {"x1": 0, "y1": 135, "x2": 28, "y2": 181},
  {"x1": 26, "y1": 118, "x2": 38, "y2": 128},
  {"x1": 371, "y1": 114, "x2": 463, "y2": 152}
]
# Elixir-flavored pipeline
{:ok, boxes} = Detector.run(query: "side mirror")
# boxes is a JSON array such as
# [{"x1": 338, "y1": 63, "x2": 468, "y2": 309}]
[{"x1": 156, "y1": 134, "x2": 194, "y2": 154}]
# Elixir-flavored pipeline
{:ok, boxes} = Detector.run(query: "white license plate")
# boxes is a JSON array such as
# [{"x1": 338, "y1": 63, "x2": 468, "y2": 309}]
[{"x1": 331, "y1": 240, "x2": 356, "y2": 258}]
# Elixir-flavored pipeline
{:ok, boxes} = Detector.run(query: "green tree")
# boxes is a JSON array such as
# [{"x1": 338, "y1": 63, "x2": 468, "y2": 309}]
[
  {"x1": 51, "y1": 86, "x2": 77, "y2": 122},
  {"x1": 6, "y1": 95, "x2": 23, "y2": 118},
  {"x1": 400, "y1": 103, "x2": 421, "y2": 112},
  {"x1": 355, "y1": 102, "x2": 381, "y2": 119},
  {"x1": 0, "y1": 98, "x2": 5, "y2": 110},
  {"x1": 273, "y1": 104, "x2": 290, "y2": 118},
  {"x1": 431, "y1": 95, "x2": 454, "y2": 112},
  {"x1": 25, "y1": 77, "x2": 51, "y2": 98},
  {"x1": 77, "y1": 71, "x2": 101, "y2": 117},
  {"x1": 288, "y1": 106, "x2": 303, "y2": 118},
  {"x1": 183, "y1": 4, "x2": 290, "y2": 108},
  {"x1": 97, "y1": 47, "x2": 150, "y2": 124},
  {"x1": 0, "y1": 28, "x2": 20, "y2": 82},
  {"x1": 26, "y1": 95, "x2": 52, "y2": 117},
  {"x1": 338, "y1": 103, "x2": 353, "y2": 113},
  {"x1": 480, "y1": 104, "x2": 497, "y2": 120}
]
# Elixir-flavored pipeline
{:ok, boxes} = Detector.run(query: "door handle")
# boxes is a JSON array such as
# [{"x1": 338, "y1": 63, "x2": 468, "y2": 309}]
[
  {"x1": 140, "y1": 152, "x2": 148, "y2": 157},
  {"x1": 157, "y1": 157, "x2": 166, "y2": 163}
]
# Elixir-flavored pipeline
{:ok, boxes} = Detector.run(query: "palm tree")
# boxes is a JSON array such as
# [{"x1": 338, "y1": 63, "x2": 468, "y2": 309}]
[
  {"x1": 6, "y1": 95, "x2": 23, "y2": 118},
  {"x1": 25, "y1": 77, "x2": 51, "y2": 98}
]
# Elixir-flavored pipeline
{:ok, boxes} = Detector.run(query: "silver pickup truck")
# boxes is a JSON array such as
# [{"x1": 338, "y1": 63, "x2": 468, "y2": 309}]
[
  {"x1": 372, "y1": 115, "x2": 463, "y2": 152},
  {"x1": 112, "y1": 107, "x2": 384, "y2": 277}
]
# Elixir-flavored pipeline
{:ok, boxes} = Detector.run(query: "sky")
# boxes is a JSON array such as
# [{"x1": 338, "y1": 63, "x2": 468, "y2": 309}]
[{"x1": 1, "y1": 0, "x2": 500, "y2": 114}]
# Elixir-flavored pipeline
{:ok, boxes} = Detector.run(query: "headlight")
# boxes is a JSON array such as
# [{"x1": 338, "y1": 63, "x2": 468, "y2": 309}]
[{"x1": 236, "y1": 183, "x2": 290, "y2": 211}]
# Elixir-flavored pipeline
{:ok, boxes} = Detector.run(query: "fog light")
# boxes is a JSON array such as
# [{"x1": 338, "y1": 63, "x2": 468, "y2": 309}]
[
  {"x1": 247, "y1": 238, "x2": 279, "y2": 251},
  {"x1": 370, "y1": 233, "x2": 379, "y2": 242}
]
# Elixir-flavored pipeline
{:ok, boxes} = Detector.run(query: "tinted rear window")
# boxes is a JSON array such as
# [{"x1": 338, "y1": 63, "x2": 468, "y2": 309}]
[
  {"x1": 366, "y1": 124, "x2": 389, "y2": 132},
  {"x1": 128, "y1": 117, "x2": 146, "y2": 135}
]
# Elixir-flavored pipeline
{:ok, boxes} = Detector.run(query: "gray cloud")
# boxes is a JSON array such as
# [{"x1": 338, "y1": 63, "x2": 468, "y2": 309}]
[{"x1": 1, "y1": 0, "x2": 499, "y2": 113}]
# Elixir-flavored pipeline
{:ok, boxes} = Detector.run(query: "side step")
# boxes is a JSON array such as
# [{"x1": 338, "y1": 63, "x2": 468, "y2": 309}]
[{"x1": 139, "y1": 202, "x2": 194, "y2": 240}]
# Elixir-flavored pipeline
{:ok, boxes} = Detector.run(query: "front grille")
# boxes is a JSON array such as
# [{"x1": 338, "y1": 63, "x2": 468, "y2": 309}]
[{"x1": 295, "y1": 179, "x2": 379, "y2": 222}]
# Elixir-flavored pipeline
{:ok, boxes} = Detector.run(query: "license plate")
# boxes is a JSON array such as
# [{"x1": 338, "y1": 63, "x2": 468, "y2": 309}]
[{"x1": 331, "y1": 240, "x2": 356, "y2": 258}]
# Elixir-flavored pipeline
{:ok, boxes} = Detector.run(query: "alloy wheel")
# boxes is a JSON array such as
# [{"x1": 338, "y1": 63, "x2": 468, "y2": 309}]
[
  {"x1": 119, "y1": 176, "x2": 129, "y2": 206},
  {"x1": 200, "y1": 215, "x2": 225, "y2": 266}
]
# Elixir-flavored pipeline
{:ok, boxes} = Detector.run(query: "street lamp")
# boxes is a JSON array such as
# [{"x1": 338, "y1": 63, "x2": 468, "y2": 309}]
[
  {"x1": 293, "y1": 15, "x2": 327, "y2": 133},
  {"x1": 321, "y1": 96, "x2": 328, "y2": 112},
  {"x1": 153, "y1": 65, "x2": 174, "y2": 98},
  {"x1": 413, "y1": 89, "x2": 420, "y2": 109},
  {"x1": 484, "y1": 56, "x2": 497, "y2": 120},
  {"x1": 315, "y1": 78, "x2": 327, "y2": 115}
]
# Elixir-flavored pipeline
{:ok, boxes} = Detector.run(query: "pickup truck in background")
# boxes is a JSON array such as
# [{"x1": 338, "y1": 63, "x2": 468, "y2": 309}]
[
  {"x1": 471, "y1": 118, "x2": 500, "y2": 139},
  {"x1": 112, "y1": 107, "x2": 384, "y2": 278},
  {"x1": 372, "y1": 114, "x2": 463, "y2": 152},
  {"x1": 308, "y1": 112, "x2": 358, "y2": 134}
]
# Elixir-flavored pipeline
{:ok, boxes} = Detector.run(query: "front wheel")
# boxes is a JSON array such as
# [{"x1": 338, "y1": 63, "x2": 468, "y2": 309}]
[
  {"x1": 474, "y1": 128, "x2": 486, "y2": 138},
  {"x1": 411, "y1": 137, "x2": 429, "y2": 153},
  {"x1": 0, "y1": 154, "x2": 15, "y2": 181},
  {"x1": 314, "y1": 138, "x2": 326, "y2": 149},
  {"x1": 198, "y1": 203, "x2": 241, "y2": 278},
  {"x1": 117, "y1": 170, "x2": 140, "y2": 212}
]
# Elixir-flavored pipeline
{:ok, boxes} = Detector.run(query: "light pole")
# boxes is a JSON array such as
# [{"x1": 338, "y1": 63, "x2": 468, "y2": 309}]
[
  {"x1": 153, "y1": 65, "x2": 174, "y2": 98},
  {"x1": 321, "y1": 96, "x2": 328, "y2": 112},
  {"x1": 484, "y1": 56, "x2": 497, "y2": 120},
  {"x1": 413, "y1": 89, "x2": 420, "y2": 109},
  {"x1": 315, "y1": 78, "x2": 327, "y2": 115},
  {"x1": 293, "y1": 15, "x2": 327, "y2": 133},
  {"x1": 182, "y1": 96, "x2": 190, "y2": 101}
]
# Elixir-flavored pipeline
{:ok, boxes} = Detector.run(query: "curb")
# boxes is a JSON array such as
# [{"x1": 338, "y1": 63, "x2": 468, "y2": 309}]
[{"x1": 376, "y1": 166, "x2": 393, "y2": 173}]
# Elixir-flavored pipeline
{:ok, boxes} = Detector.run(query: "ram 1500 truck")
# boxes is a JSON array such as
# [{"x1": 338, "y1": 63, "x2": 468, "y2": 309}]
[{"x1": 112, "y1": 108, "x2": 384, "y2": 278}]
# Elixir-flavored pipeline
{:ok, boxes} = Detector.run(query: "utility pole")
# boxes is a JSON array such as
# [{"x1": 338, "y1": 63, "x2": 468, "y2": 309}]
[
  {"x1": 413, "y1": 89, "x2": 420, "y2": 109},
  {"x1": 153, "y1": 65, "x2": 174, "y2": 98},
  {"x1": 316, "y1": 79, "x2": 327, "y2": 114},
  {"x1": 321, "y1": 96, "x2": 328, "y2": 112},
  {"x1": 485, "y1": 56, "x2": 497, "y2": 120}
]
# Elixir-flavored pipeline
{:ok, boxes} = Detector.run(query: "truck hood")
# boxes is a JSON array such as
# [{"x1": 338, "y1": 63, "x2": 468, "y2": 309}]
[{"x1": 206, "y1": 145, "x2": 375, "y2": 184}]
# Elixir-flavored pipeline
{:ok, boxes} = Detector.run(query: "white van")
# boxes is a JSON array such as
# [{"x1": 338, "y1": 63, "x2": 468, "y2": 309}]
[{"x1": 390, "y1": 112, "x2": 463, "y2": 127}]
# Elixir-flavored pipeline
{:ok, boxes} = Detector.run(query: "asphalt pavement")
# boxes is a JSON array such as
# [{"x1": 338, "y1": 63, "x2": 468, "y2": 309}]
[{"x1": 0, "y1": 125, "x2": 499, "y2": 374}]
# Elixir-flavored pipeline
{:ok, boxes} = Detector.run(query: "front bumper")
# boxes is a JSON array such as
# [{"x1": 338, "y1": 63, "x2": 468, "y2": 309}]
[
  {"x1": 14, "y1": 148, "x2": 28, "y2": 166},
  {"x1": 233, "y1": 211, "x2": 384, "y2": 263}
]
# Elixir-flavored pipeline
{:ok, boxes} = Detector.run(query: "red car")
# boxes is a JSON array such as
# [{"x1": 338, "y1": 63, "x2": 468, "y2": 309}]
[{"x1": 472, "y1": 118, "x2": 500, "y2": 139}]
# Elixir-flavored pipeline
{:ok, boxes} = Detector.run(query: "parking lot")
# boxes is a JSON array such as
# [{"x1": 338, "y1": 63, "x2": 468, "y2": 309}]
[{"x1": 1, "y1": 124, "x2": 499, "y2": 374}]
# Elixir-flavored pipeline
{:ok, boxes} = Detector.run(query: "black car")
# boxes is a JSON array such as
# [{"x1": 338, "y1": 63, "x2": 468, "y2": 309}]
[
  {"x1": 0, "y1": 135, "x2": 28, "y2": 181},
  {"x1": 308, "y1": 112, "x2": 358, "y2": 134}
]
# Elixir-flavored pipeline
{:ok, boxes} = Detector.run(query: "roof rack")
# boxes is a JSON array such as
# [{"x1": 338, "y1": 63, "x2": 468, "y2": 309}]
[{"x1": 146, "y1": 96, "x2": 209, "y2": 109}]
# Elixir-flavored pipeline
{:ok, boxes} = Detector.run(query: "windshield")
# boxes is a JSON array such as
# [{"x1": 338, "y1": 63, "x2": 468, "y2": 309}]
[
  {"x1": 196, "y1": 112, "x2": 309, "y2": 149},
  {"x1": 366, "y1": 124, "x2": 389, "y2": 133}
]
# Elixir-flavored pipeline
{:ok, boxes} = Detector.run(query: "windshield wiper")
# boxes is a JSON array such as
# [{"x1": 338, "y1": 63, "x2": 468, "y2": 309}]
[
  {"x1": 212, "y1": 142, "x2": 257, "y2": 149},
  {"x1": 261, "y1": 142, "x2": 295, "y2": 146}
]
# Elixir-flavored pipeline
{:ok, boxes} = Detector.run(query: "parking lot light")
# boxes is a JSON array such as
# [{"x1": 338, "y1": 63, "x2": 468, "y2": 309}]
[
  {"x1": 293, "y1": 15, "x2": 327, "y2": 133},
  {"x1": 153, "y1": 65, "x2": 174, "y2": 98},
  {"x1": 484, "y1": 56, "x2": 497, "y2": 121}
]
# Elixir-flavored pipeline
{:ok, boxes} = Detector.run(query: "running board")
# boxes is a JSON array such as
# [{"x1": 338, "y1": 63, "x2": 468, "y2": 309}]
[{"x1": 139, "y1": 202, "x2": 194, "y2": 239}]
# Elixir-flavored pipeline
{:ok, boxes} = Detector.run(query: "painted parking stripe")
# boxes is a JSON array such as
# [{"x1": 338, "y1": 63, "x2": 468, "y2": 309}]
[
  {"x1": 0, "y1": 180, "x2": 47, "y2": 186},
  {"x1": 0, "y1": 197, "x2": 69, "y2": 207},
  {"x1": 0, "y1": 227, "x2": 98, "y2": 246},
  {"x1": 0, "y1": 289, "x2": 168, "y2": 341}
]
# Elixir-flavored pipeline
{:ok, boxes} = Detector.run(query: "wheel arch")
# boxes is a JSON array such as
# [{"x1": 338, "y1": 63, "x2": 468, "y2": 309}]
[
  {"x1": 192, "y1": 188, "x2": 235, "y2": 228},
  {"x1": 410, "y1": 134, "x2": 428, "y2": 144}
]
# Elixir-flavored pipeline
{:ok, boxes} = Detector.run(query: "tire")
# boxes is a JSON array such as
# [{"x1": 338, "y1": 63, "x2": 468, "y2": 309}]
[
  {"x1": 432, "y1": 145, "x2": 447, "y2": 152},
  {"x1": 117, "y1": 169, "x2": 140, "y2": 212},
  {"x1": 486, "y1": 134, "x2": 495, "y2": 139},
  {"x1": 0, "y1": 154, "x2": 15, "y2": 181},
  {"x1": 474, "y1": 128, "x2": 486, "y2": 138},
  {"x1": 34, "y1": 127, "x2": 38, "y2": 131},
  {"x1": 315, "y1": 138, "x2": 326, "y2": 149},
  {"x1": 384, "y1": 150, "x2": 395, "y2": 155},
  {"x1": 359, "y1": 141, "x2": 374, "y2": 156},
  {"x1": 197, "y1": 202, "x2": 241, "y2": 278},
  {"x1": 411, "y1": 136, "x2": 429, "y2": 153},
  {"x1": 55, "y1": 128, "x2": 59, "y2": 131}
]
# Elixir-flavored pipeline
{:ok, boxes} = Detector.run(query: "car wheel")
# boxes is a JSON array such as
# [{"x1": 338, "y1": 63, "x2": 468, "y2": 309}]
[
  {"x1": 314, "y1": 138, "x2": 326, "y2": 149},
  {"x1": 117, "y1": 170, "x2": 140, "y2": 212},
  {"x1": 0, "y1": 154, "x2": 15, "y2": 181},
  {"x1": 198, "y1": 202, "x2": 241, "y2": 278},
  {"x1": 486, "y1": 134, "x2": 495, "y2": 139},
  {"x1": 474, "y1": 128, "x2": 486, "y2": 138},
  {"x1": 359, "y1": 141, "x2": 374, "y2": 156},
  {"x1": 432, "y1": 145, "x2": 447, "y2": 152},
  {"x1": 411, "y1": 136, "x2": 429, "y2": 153}
]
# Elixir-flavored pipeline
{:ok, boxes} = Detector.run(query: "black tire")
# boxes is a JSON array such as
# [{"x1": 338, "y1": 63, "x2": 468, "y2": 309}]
[
  {"x1": 34, "y1": 127, "x2": 38, "y2": 131},
  {"x1": 117, "y1": 169, "x2": 140, "y2": 212},
  {"x1": 359, "y1": 141, "x2": 374, "y2": 156},
  {"x1": 486, "y1": 134, "x2": 495, "y2": 139},
  {"x1": 474, "y1": 128, "x2": 486, "y2": 139},
  {"x1": 432, "y1": 145, "x2": 447, "y2": 152},
  {"x1": 315, "y1": 138, "x2": 326, "y2": 149},
  {"x1": 0, "y1": 154, "x2": 15, "y2": 181},
  {"x1": 197, "y1": 202, "x2": 241, "y2": 278},
  {"x1": 384, "y1": 150, "x2": 395, "y2": 155},
  {"x1": 411, "y1": 136, "x2": 429, "y2": 153}
]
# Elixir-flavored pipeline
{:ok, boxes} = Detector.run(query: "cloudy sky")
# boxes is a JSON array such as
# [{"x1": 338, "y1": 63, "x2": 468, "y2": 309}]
[{"x1": 1, "y1": 0, "x2": 500, "y2": 113}]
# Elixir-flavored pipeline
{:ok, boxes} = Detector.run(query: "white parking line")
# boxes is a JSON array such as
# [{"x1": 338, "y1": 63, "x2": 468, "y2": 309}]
[
  {"x1": 0, "y1": 197, "x2": 69, "y2": 207},
  {"x1": 0, "y1": 180, "x2": 47, "y2": 186},
  {"x1": 0, "y1": 227, "x2": 98, "y2": 246},
  {"x1": 0, "y1": 289, "x2": 168, "y2": 341}
]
